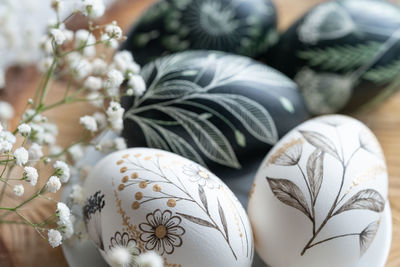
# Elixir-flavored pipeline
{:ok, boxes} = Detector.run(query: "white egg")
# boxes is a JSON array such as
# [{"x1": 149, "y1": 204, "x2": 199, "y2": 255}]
[
  {"x1": 248, "y1": 115, "x2": 391, "y2": 267},
  {"x1": 83, "y1": 147, "x2": 253, "y2": 266}
]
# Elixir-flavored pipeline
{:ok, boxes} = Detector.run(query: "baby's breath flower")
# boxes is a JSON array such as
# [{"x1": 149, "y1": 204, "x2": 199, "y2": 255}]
[
  {"x1": 13, "y1": 184, "x2": 24, "y2": 197},
  {"x1": 87, "y1": 92, "x2": 104, "y2": 108},
  {"x1": 46, "y1": 176, "x2": 61, "y2": 193},
  {"x1": 80, "y1": 115, "x2": 98, "y2": 133},
  {"x1": 68, "y1": 144, "x2": 84, "y2": 162},
  {"x1": 84, "y1": 76, "x2": 102, "y2": 91},
  {"x1": 48, "y1": 229, "x2": 62, "y2": 248},
  {"x1": 50, "y1": 28, "x2": 66, "y2": 45},
  {"x1": 54, "y1": 160, "x2": 70, "y2": 183},
  {"x1": 18, "y1": 123, "x2": 31, "y2": 136},
  {"x1": 91, "y1": 58, "x2": 107, "y2": 75},
  {"x1": 93, "y1": 112, "x2": 107, "y2": 129},
  {"x1": 105, "y1": 69, "x2": 124, "y2": 89},
  {"x1": 60, "y1": 219, "x2": 74, "y2": 239},
  {"x1": 137, "y1": 251, "x2": 164, "y2": 267},
  {"x1": 29, "y1": 124, "x2": 45, "y2": 144},
  {"x1": 29, "y1": 143, "x2": 43, "y2": 161},
  {"x1": 24, "y1": 166, "x2": 38, "y2": 186},
  {"x1": 51, "y1": 0, "x2": 63, "y2": 12},
  {"x1": 114, "y1": 137, "x2": 127, "y2": 150},
  {"x1": 69, "y1": 184, "x2": 85, "y2": 205},
  {"x1": 107, "y1": 246, "x2": 132, "y2": 267},
  {"x1": 22, "y1": 109, "x2": 43, "y2": 123},
  {"x1": 38, "y1": 57, "x2": 54, "y2": 73},
  {"x1": 40, "y1": 36, "x2": 53, "y2": 55},
  {"x1": 106, "y1": 101, "x2": 124, "y2": 132},
  {"x1": 63, "y1": 29, "x2": 74, "y2": 43},
  {"x1": 70, "y1": 58, "x2": 92, "y2": 80},
  {"x1": 0, "y1": 101, "x2": 14, "y2": 121},
  {"x1": 56, "y1": 202, "x2": 71, "y2": 225},
  {"x1": 14, "y1": 147, "x2": 29, "y2": 166},
  {"x1": 74, "y1": 29, "x2": 96, "y2": 48},
  {"x1": 105, "y1": 21, "x2": 123, "y2": 40},
  {"x1": 101, "y1": 33, "x2": 119, "y2": 49},
  {"x1": 0, "y1": 141, "x2": 12, "y2": 153},
  {"x1": 128, "y1": 75, "x2": 146, "y2": 96},
  {"x1": 80, "y1": 0, "x2": 106, "y2": 19}
]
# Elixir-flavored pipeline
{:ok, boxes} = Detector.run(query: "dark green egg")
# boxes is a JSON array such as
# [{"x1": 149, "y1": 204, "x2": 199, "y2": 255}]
[
  {"x1": 268, "y1": 0, "x2": 400, "y2": 115},
  {"x1": 122, "y1": 0, "x2": 278, "y2": 66},
  {"x1": 121, "y1": 51, "x2": 309, "y2": 178}
]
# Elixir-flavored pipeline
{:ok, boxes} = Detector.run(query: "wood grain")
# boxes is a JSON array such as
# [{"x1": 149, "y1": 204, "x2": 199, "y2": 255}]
[{"x1": 0, "y1": 0, "x2": 399, "y2": 266}]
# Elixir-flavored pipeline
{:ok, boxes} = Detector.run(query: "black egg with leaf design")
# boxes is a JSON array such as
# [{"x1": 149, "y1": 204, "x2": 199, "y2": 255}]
[
  {"x1": 267, "y1": 0, "x2": 400, "y2": 115},
  {"x1": 121, "y1": 50, "x2": 309, "y2": 178},
  {"x1": 121, "y1": 0, "x2": 278, "y2": 66}
]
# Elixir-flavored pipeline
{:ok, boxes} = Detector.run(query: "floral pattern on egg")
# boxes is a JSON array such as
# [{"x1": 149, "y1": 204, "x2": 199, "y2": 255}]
[{"x1": 83, "y1": 148, "x2": 254, "y2": 266}]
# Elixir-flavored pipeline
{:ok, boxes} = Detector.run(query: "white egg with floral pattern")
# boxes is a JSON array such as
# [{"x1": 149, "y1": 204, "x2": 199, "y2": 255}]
[
  {"x1": 248, "y1": 115, "x2": 392, "y2": 267},
  {"x1": 83, "y1": 147, "x2": 254, "y2": 266}
]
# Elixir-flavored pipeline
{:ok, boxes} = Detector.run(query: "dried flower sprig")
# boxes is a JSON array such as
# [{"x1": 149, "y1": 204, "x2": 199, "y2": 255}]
[{"x1": 0, "y1": 0, "x2": 146, "y2": 253}]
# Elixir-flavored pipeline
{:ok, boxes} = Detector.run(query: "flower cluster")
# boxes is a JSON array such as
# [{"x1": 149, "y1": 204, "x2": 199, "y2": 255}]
[{"x1": 0, "y1": 0, "x2": 147, "y2": 250}]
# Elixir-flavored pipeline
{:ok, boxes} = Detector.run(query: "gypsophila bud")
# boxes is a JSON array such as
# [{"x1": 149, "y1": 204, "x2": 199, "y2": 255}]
[
  {"x1": 18, "y1": 124, "x2": 31, "y2": 136},
  {"x1": 128, "y1": 75, "x2": 146, "y2": 96},
  {"x1": 105, "y1": 69, "x2": 124, "y2": 89},
  {"x1": 24, "y1": 166, "x2": 38, "y2": 186},
  {"x1": 80, "y1": 115, "x2": 98, "y2": 133},
  {"x1": 114, "y1": 137, "x2": 127, "y2": 150},
  {"x1": 50, "y1": 29, "x2": 66, "y2": 45},
  {"x1": 80, "y1": 0, "x2": 105, "y2": 19},
  {"x1": 13, "y1": 184, "x2": 24, "y2": 197},
  {"x1": 56, "y1": 202, "x2": 71, "y2": 225},
  {"x1": 107, "y1": 246, "x2": 132, "y2": 267},
  {"x1": 105, "y1": 21, "x2": 123, "y2": 40},
  {"x1": 48, "y1": 229, "x2": 62, "y2": 248},
  {"x1": 68, "y1": 144, "x2": 84, "y2": 162},
  {"x1": 29, "y1": 143, "x2": 43, "y2": 160},
  {"x1": 69, "y1": 184, "x2": 85, "y2": 205},
  {"x1": 14, "y1": 147, "x2": 29, "y2": 166},
  {"x1": 84, "y1": 76, "x2": 102, "y2": 91},
  {"x1": 0, "y1": 101, "x2": 14, "y2": 121},
  {"x1": 46, "y1": 176, "x2": 61, "y2": 193},
  {"x1": 53, "y1": 160, "x2": 70, "y2": 183}
]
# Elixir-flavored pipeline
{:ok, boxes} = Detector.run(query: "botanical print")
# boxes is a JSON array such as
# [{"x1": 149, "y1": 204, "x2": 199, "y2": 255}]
[
  {"x1": 114, "y1": 152, "x2": 252, "y2": 261},
  {"x1": 109, "y1": 231, "x2": 141, "y2": 253},
  {"x1": 124, "y1": 51, "x2": 295, "y2": 168},
  {"x1": 266, "y1": 121, "x2": 385, "y2": 256},
  {"x1": 133, "y1": 0, "x2": 276, "y2": 56},
  {"x1": 83, "y1": 191, "x2": 106, "y2": 250},
  {"x1": 139, "y1": 209, "x2": 185, "y2": 255}
]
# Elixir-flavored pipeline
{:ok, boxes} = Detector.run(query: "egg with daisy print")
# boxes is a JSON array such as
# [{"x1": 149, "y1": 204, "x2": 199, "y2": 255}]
[{"x1": 83, "y1": 147, "x2": 254, "y2": 266}]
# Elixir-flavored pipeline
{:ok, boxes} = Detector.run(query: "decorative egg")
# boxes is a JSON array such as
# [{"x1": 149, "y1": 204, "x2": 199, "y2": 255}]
[
  {"x1": 248, "y1": 115, "x2": 392, "y2": 267},
  {"x1": 121, "y1": 50, "x2": 309, "y2": 179},
  {"x1": 121, "y1": 0, "x2": 278, "y2": 65},
  {"x1": 268, "y1": 0, "x2": 400, "y2": 115},
  {"x1": 83, "y1": 147, "x2": 254, "y2": 266}
]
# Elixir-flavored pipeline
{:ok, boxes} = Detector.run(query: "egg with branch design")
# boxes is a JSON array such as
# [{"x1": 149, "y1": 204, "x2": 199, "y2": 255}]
[
  {"x1": 248, "y1": 115, "x2": 392, "y2": 267},
  {"x1": 83, "y1": 147, "x2": 254, "y2": 266}
]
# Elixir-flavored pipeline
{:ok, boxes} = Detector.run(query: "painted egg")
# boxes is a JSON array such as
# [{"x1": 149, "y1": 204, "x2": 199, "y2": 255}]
[
  {"x1": 248, "y1": 115, "x2": 392, "y2": 267},
  {"x1": 121, "y1": 50, "x2": 309, "y2": 179},
  {"x1": 268, "y1": 0, "x2": 400, "y2": 115},
  {"x1": 121, "y1": 0, "x2": 278, "y2": 65},
  {"x1": 83, "y1": 148, "x2": 254, "y2": 266}
]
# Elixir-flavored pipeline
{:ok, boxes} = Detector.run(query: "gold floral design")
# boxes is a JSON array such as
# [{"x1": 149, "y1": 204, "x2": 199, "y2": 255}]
[
  {"x1": 139, "y1": 209, "x2": 185, "y2": 255},
  {"x1": 267, "y1": 138, "x2": 304, "y2": 166},
  {"x1": 109, "y1": 231, "x2": 140, "y2": 257},
  {"x1": 182, "y1": 164, "x2": 220, "y2": 189}
]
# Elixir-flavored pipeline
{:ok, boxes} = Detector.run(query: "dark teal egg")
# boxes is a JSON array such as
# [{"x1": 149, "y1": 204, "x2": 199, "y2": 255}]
[
  {"x1": 122, "y1": 0, "x2": 278, "y2": 65},
  {"x1": 121, "y1": 51, "x2": 309, "y2": 178},
  {"x1": 268, "y1": 0, "x2": 400, "y2": 115}
]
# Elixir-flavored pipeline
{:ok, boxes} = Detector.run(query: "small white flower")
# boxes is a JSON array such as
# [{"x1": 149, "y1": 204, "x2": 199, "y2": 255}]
[
  {"x1": 80, "y1": 115, "x2": 98, "y2": 133},
  {"x1": 0, "y1": 101, "x2": 14, "y2": 121},
  {"x1": 106, "y1": 102, "x2": 124, "y2": 132},
  {"x1": 0, "y1": 130, "x2": 16, "y2": 144},
  {"x1": 61, "y1": 219, "x2": 74, "y2": 239},
  {"x1": 91, "y1": 58, "x2": 107, "y2": 75},
  {"x1": 56, "y1": 202, "x2": 71, "y2": 225},
  {"x1": 93, "y1": 112, "x2": 107, "y2": 129},
  {"x1": 70, "y1": 58, "x2": 92, "y2": 80},
  {"x1": 40, "y1": 35, "x2": 54, "y2": 55},
  {"x1": 126, "y1": 89, "x2": 134, "y2": 96},
  {"x1": 98, "y1": 139, "x2": 114, "y2": 153},
  {"x1": 18, "y1": 124, "x2": 31, "y2": 136},
  {"x1": 107, "y1": 246, "x2": 132, "y2": 267},
  {"x1": 69, "y1": 144, "x2": 84, "y2": 162},
  {"x1": 80, "y1": 0, "x2": 106, "y2": 19},
  {"x1": 0, "y1": 141, "x2": 12, "y2": 153},
  {"x1": 114, "y1": 137, "x2": 127, "y2": 150},
  {"x1": 105, "y1": 21, "x2": 123, "y2": 40},
  {"x1": 50, "y1": 28, "x2": 66, "y2": 45},
  {"x1": 48, "y1": 229, "x2": 62, "y2": 248},
  {"x1": 24, "y1": 166, "x2": 38, "y2": 186},
  {"x1": 13, "y1": 184, "x2": 24, "y2": 197},
  {"x1": 29, "y1": 143, "x2": 43, "y2": 160},
  {"x1": 14, "y1": 147, "x2": 29, "y2": 166},
  {"x1": 46, "y1": 176, "x2": 61, "y2": 193},
  {"x1": 53, "y1": 160, "x2": 70, "y2": 183},
  {"x1": 38, "y1": 57, "x2": 54, "y2": 73},
  {"x1": 22, "y1": 109, "x2": 43, "y2": 123},
  {"x1": 105, "y1": 69, "x2": 124, "y2": 89},
  {"x1": 69, "y1": 184, "x2": 85, "y2": 205},
  {"x1": 128, "y1": 75, "x2": 146, "y2": 96},
  {"x1": 74, "y1": 29, "x2": 96, "y2": 48},
  {"x1": 87, "y1": 92, "x2": 104, "y2": 108},
  {"x1": 52, "y1": 0, "x2": 64, "y2": 12},
  {"x1": 112, "y1": 51, "x2": 134, "y2": 73},
  {"x1": 101, "y1": 33, "x2": 119, "y2": 49},
  {"x1": 136, "y1": 251, "x2": 163, "y2": 267},
  {"x1": 84, "y1": 76, "x2": 102, "y2": 91},
  {"x1": 63, "y1": 29, "x2": 74, "y2": 42}
]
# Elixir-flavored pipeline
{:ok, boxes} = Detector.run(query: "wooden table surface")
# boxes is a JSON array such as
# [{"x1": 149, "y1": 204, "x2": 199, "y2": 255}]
[{"x1": 0, "y1": 0, "x2": 399, "y2": 266}]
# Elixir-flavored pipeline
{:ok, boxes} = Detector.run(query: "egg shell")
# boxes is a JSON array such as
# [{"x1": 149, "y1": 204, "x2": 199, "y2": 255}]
[
  {"x1": 121, "y1": 0, "x2": 278, "y2": 65},
  {"x1": 121, "y1": 50, "x2": 309, "y2": 179},
  {"x1": 248, "y1": 115, "x2": 391, "y2": 267},
  {"x1": 83, "y1": 147, "x2": 254, "y2": 266},
  {"x1": 267, "y1": 0, "x2": 400, "y2": 115}
]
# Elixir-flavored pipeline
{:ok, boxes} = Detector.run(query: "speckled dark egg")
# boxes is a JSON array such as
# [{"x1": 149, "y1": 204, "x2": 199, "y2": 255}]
[
  {"x1": 121, "y1": 0, "x2": 278, "y2": 66},
  {"x1": 121, "y1": 50, "x2": 309, "y2": 178},
  {"x1": 268, "y1": 0, "x2": 400, "y2": 115}
]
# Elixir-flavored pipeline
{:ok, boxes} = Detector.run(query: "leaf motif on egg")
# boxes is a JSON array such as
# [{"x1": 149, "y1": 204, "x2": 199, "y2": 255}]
[
  {"x1": 266, "y1": 123, "x2": 386, "y2": 257},
  {"x1": 125, "y1": 52, "x2": 285, "y2": 169}
]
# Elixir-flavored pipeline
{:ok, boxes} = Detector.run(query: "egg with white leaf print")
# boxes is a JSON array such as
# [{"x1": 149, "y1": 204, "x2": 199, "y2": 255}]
[
  {"x1": 83, "y1": 148, "x2": 254, "y2": 267},
  {"x1": 248, "y1": 115, "x2": 392, "y2": 267}
]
